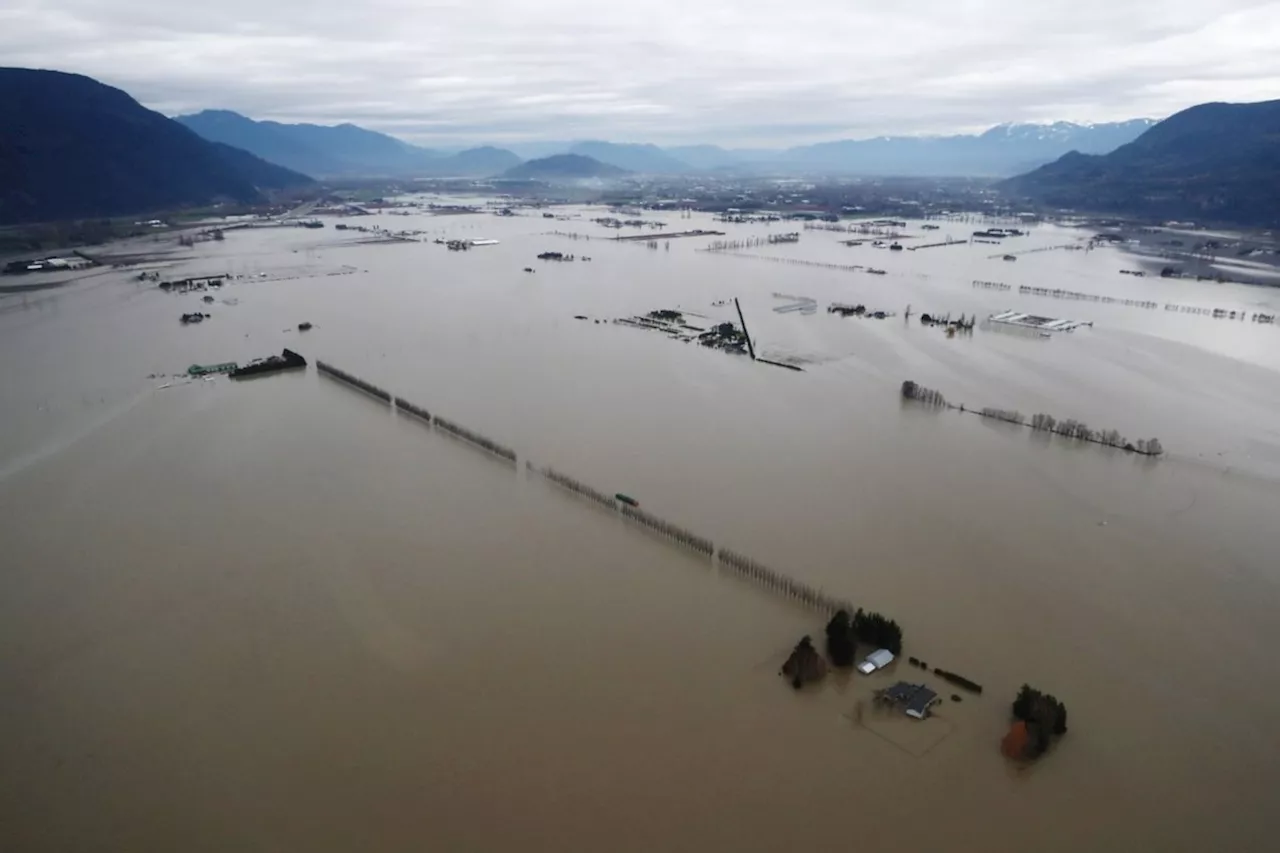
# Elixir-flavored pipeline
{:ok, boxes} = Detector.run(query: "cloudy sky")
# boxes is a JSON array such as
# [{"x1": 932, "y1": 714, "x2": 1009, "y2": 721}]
[{"x1": 3, "y1": 0, "x2": 1279, "y2": 146}]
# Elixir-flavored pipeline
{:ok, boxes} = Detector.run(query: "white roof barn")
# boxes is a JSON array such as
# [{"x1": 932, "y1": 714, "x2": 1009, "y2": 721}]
[{"x1": 857, "y1": 649, "x2": 895, "y2": 674}]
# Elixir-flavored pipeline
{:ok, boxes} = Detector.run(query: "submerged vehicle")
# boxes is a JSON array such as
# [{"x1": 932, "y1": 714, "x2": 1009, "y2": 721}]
[{"x1": 230, "y1": 348, "x2": 307, "y2": 379}]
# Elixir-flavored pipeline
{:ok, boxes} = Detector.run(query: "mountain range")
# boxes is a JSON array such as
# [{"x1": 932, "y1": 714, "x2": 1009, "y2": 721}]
[
  {"x1": 176, "y1": 110, "x2": 520, "y2": 178},
  {"x1": 499, "y1": 122, "x2": 1158, "y2": 176},
  {"x1": 4, "y1": 65, "x2": 1277, "y2": 228},
  {"x1": 0, "y1": 69, "x2": 312, "y2": 227},
  {"x1": 1002, "y1": 100, "x2": 1280, "y2": 226},
  {"x1": 768, "y1": 120, "x2": 1159, "y2": 176},
  {"x1": 176, "y1": 109, "x2": 1157, "y2": 179}
]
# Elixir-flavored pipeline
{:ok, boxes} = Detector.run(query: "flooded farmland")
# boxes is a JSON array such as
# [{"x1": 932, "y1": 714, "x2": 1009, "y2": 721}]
[{"x1": 2, "y1": 204, "x2": 1279, "y2": 852}]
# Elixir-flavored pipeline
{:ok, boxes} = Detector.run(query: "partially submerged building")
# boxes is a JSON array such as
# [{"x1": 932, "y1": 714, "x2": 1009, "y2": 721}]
[{"x1": 882, "y1": 681, "x2": 940, "y2": 720}]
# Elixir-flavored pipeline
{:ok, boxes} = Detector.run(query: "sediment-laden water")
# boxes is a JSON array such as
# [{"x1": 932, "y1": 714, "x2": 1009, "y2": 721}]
[{"x1": 2, "y1": 204, "x2": 1279, "y2": 852}]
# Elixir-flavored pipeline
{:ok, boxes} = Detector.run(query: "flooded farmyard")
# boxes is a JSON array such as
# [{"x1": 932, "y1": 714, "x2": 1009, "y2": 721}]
[{"x1": 2, "y1": 203, "x2": 1279, "y2": 852}]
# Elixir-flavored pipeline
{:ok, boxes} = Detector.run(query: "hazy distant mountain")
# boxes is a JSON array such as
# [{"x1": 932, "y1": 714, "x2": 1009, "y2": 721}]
[
  {"x1": 177, "y1": 110, "x2": 523, "y2": 178},
  {"x1": 428, "y1": 146, "x2": 521, "y2": 176},
  {"x1": 1002, "y1": 101, "x2": 1280, "y2": 226},
  {"x1": 176, "y1": 109, "x2": 436, "y2": 176},
  {"x1": 772, "y1": 120, "x2": 1157, "y2": 176},
  {"x1": 567, "y1": 141, "x2": 689, "y2": 174},
  {"x1": 169, "y1": 109, "x2": 1164, "y2": 183},
  {"x1": 505, "y1": 141, "x2": 577, "y2": 161},
  {"x1": 177, "y1": 110, "x2": 358, "y2": 176},
  {"x1": 272, "y1": 119, "x2": 438, "y2": 174},
  {"x1": 0, "y1": 69, "x2": 312, "y2": 226},
  {"x1": 501, "y1": 154, "x2": 628, "y2": 180},
  {"x1": 452, "y1": 121, "x2": 1156, "y2": 178},
  {"x1": 666, "y1": 145, "x2": 742, "y2": 170}
]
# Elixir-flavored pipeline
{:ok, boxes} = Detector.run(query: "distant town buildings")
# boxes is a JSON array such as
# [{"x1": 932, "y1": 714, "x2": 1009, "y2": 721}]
[{"x1": 2, "y1": 255, "x2": 94, "y2": 275}]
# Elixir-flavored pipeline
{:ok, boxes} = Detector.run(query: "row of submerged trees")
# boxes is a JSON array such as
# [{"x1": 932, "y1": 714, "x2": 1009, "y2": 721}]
[
  {"x1": 901, "y1": 380, "x2": 948, "y2": 407},
  {"x1": 394, "y1": 397, "x2": 431, "y2": 422},
  {"x1": 433, "y1": 415, "x2": 517, "y2": 463},
  {"x1": 718, "y1": 548, "x2": 852, "y2": 614},
  {"x1": 1027, "y1": 413, "x2": 1163, "y2": 455},
  {"x1": 317, "y1": 361, "x2": 391, "y2": 402},
  {"x1": 538, "y1": 466, "x2": 618, "y2": 511},
  {"x1": 903, "y1": 379, "x2": 1164, "y2": 457},
  {"x1": 621, "y1": 505, "x2": 715, "y2": 557},
  {"x1": 318, "y1": 362, "x2": 921, "y2": 701}
]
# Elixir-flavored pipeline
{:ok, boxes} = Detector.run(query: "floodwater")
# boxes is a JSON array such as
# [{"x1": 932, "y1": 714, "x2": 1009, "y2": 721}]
[{"x1": 2, "y1": 204, "x2": 1279, "y2": 852}]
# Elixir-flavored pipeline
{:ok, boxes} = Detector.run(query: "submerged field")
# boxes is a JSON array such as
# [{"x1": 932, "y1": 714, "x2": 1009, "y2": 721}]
[{"x1": 2, "y1": 203, "x2": 1278, "y2": 851}]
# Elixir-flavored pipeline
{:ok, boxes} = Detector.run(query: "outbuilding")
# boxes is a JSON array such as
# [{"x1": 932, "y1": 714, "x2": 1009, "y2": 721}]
[{"x1": 857, "y1": 648, "x2": 895, "y2": 674}]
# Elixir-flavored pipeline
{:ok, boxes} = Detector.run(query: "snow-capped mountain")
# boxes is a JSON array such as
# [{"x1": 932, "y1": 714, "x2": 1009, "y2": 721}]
[{"x1": 771, "y1": 119, "x2": 1159, "y2": 176}]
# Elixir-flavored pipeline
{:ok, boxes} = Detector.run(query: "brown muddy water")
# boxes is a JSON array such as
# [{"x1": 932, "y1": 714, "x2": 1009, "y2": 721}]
[{"x1": 2, "y1": 205, "x2": 1279, "y2": 852}]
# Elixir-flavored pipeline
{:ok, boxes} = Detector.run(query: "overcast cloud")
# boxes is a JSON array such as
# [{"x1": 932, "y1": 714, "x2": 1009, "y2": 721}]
[{"x1": 2, "y1": 0, "x2": 1279, "y2": 146}]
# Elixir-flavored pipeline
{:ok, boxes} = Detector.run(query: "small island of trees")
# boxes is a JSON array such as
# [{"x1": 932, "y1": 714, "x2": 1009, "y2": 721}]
[
  {"x1": 780, "y1": 635, "x2": 827, "y2": 689},
  {"x1": 1002, "y1": 684, "x2": 1069, "y2": 760}
]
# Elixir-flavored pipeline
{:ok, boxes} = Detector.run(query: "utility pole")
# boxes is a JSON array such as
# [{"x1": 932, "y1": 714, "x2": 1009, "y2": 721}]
[{"x1": 734, "y1": 297, "x2": 756, "y2": 360}]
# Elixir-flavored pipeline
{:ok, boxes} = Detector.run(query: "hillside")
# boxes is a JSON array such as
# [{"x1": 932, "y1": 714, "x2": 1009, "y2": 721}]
[
  {"x1": 208, "y1": 142, "x2": 316, "y2": 190},
  {"x1": 177, "y1": 109, "x2": 435, "y2": 176},
  {"x1": 501, "y1": 154, "x2": 628, "y2": 180},
  {"x1": 1001, "y1": 100, "x2": 1280, "y2": 226},
  {"x1": 0, "y1": 68, "x2": 312, "y2": 226},
  {"x1": 176, "y1": 109, "x2": 350, "y2": 176}
]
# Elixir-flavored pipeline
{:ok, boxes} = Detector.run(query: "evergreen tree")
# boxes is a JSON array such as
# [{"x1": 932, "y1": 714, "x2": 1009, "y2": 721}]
[{"x1": 825, "y1": 609, "x2": 856, "y2": 667}]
